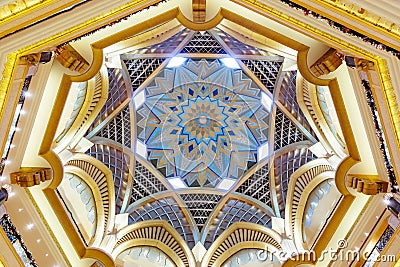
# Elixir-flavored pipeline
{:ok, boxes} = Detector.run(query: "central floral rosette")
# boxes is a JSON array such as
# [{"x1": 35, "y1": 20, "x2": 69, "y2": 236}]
[{"x1": 178, "y1": 97, "x2": 228, "y2": 145}]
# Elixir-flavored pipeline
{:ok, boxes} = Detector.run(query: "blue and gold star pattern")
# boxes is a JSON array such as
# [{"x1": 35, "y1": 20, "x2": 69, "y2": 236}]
[{"x1": 136, "y1": 59, "x2": 270, "y2": 187}]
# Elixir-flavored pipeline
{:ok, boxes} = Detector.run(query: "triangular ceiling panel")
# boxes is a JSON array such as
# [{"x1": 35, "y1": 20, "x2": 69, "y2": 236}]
[
  {"x1": 123, "y1": 58, "x2": 166, "y2": 92},
  {"x1": 180, "y1": 194, "x2": 222, "y2": 232},
  {"x1": 278, "y1": 71, "x2": 317, "y2": 138},
  {"x1": 180, "y1": 31, "x2": 227, "y2": 54},
  {"x1": 96, "y1": 105, "x2": 131, "y2": 148},
  {"x1": 129, "y1": 161, "x2": 167, "y2": 205},
  {"x1": 236, "y1": 164, "x2": 272, "y2": 207},
  {"x1": 274, "y1": 107, "x2": 309, "y2": 151}
]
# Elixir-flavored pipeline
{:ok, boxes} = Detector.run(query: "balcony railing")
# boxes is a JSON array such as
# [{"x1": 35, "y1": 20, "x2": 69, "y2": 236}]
[{"x1": 0, "y1": 214, "x2": 38, "y2": 267}]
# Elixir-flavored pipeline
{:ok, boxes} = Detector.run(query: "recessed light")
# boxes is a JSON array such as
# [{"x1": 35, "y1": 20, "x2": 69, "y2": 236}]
[
  {"x1": 135, "y1": 140, "x2": 147, "y2": 159},
  {"x1": 23, "y1": 91, "x2": 32, "y2": 97},
  {"x1": 45, "y1": 253, "x2": 49, "y2": 257},
  {"x1": 133, "y1": 90, "x2": 146, "y2": 109},
  {"x1": 167, "y1": 57, "x2": 186, "y2": 68},
  {"x1": 168, "y1": 177, "x2": 187, "y2": 189},
  {"x1": 217, "y1": 178, "x2": 236, "y2": 190},
  {"x1": 220, "y1": 57, "x2": 240, "y2": 69},
  {"x1": 258, "y1": 143, "x2": 269, "y2": 161},
  {"x1": 26, "y1": 223, "x2": 34, "y2": 230},
  {"x1": 261, "y1": 92, "x2": 273, "y2": 111},
  {"x1": 36, "y1": 239, "x2": 41, "y2": 243},
  {"x1": 18, "y1": 208, "x2": 23, "y2": 212}
]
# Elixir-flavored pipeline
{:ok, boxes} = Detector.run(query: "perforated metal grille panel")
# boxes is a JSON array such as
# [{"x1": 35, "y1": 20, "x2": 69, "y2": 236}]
[
  {"x1": 130, "y1": 161, "x2": 167, "y2": 205},
  {"x1": 124, "y1": 58, "x2": 165, "y2": 92},
  {"x1": 181, "y1": 31, "x2": 226, "y2": 54},
  {"x1": 180, "y1": 194, "x2": 222, "y2": 232},
  {"x1": 97, "y1": 105, "x2": 131, "y2": 148},
  {"x1": 236, "y1": 164, "x2": 271, "y2": 206},
  {"x1": 274, "y1": 108, "x2": 308, "y2": 150},
  {"x1": 241, "y1": 60, "x2": 282, "y2": 93}
]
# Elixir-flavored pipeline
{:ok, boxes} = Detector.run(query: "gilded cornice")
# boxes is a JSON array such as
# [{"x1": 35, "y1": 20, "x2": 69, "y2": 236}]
[
  {"x1": 0, "y1": 52, "x2": 17, "y2": 120},
  {"x1": 0, "y1": 0, "x2": 47, "y2": 22},
  {"x1": 311, "y1": 0, "x2": 400, "y2": 48},
  {"x1": 0, "y1": 0, "x2": 85, "y2": 39}
]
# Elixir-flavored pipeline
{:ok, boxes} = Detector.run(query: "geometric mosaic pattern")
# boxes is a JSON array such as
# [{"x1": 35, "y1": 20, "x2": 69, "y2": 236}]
[
  {"x1": 274, "y1": 108, "x2": 309, "y2": 151},
  {"x1": 204, "y1": 198, "x2": 273, "y2": 249},
  {"x1": 180, "y1": 194, "x2": 223, "y2": 232},
  {"x1": 73, "y1": 25, "x2": 340, "y2": 253},
  {"x1": 136, "y1": 59, "x2": 270, "y2": 187}
]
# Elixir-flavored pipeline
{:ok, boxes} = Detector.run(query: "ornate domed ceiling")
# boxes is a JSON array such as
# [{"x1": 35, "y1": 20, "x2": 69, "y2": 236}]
[
  {"x1": 2, "y1": 0, "x2": 399, "y2": 266},
  {"x1": 51, "y1": 21, "x2": 346, "y2": 266},
  {"x1": 72, "y1": 26, "x2": 322, "y2": 244},
  {"x1": 136, "y1": 58, "x2": 270, "y2": 187}
]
